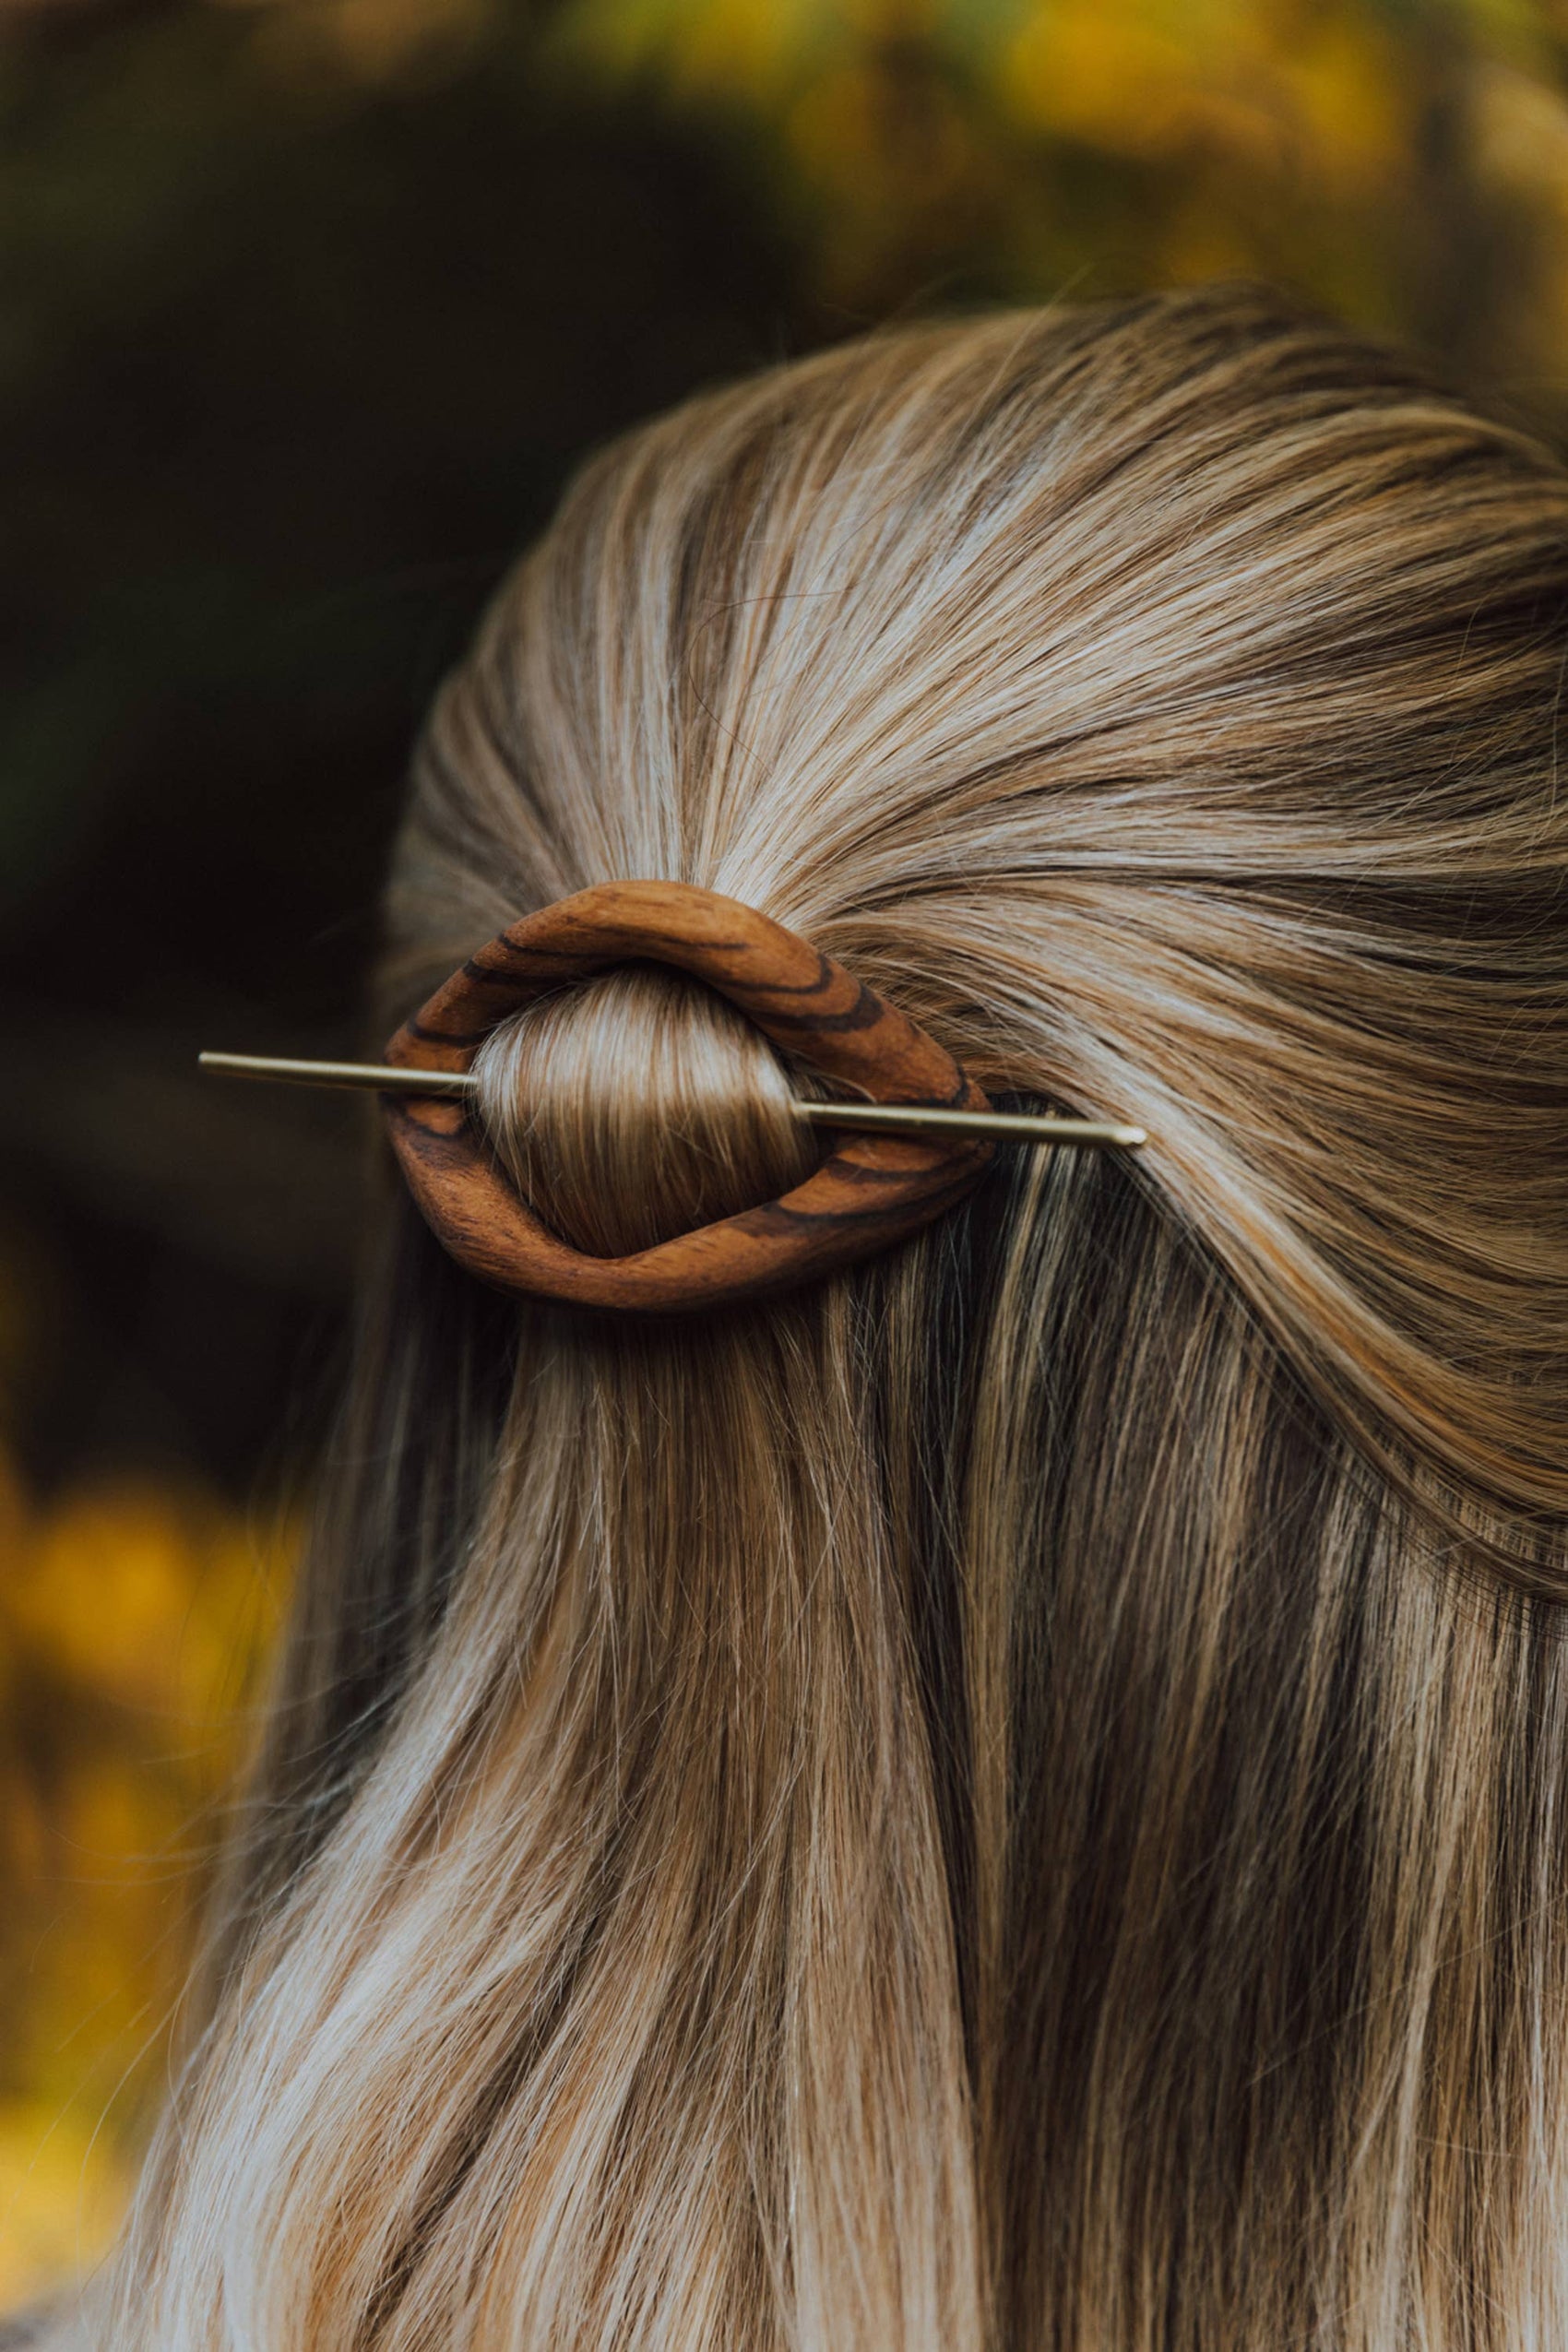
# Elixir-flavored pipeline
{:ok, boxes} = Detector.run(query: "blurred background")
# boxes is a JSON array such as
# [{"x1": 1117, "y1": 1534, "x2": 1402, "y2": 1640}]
[{"x1": 6, "y1": 0, "x2": 1568, "y2": 2303}]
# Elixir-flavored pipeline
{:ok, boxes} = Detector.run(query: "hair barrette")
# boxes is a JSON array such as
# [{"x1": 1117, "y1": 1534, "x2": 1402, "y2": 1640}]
[
  {"x1": 198, "y1": 1051, "x2": 1144, "y2": 1151},
  {"x1": 201, "y1": 882, "x2": 1145, "y2": 1313}
]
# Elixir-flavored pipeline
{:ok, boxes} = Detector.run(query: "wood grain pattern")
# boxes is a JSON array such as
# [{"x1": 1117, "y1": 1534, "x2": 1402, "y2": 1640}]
[{"x1": 382, "y1": 880, "x2": 994, "y2": 1313}]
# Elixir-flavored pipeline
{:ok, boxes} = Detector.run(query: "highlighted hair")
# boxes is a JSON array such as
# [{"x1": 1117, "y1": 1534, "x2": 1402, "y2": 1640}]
[{"x1": 97, "y1": 290, "x2": 1568, "y2": 2349}]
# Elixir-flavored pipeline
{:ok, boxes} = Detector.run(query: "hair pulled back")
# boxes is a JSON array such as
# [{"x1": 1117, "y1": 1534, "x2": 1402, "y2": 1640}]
[{"x1": 97, "y1": 290, "x2": 1568, "y2": 2352}]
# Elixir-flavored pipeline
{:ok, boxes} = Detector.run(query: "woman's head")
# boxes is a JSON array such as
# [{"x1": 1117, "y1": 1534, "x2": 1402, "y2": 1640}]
[
  {"x1": 104, "y1": 289, "x2": 1568, "y2": 2348},
  {"x1": 400, "y1": 285, "x2": 1568, "y2": 1539}
]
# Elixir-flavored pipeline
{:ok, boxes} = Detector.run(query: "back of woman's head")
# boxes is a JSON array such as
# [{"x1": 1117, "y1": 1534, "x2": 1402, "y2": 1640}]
[{"x1": 101, "y1": 289, "x2": 1568, "y2": 2350}]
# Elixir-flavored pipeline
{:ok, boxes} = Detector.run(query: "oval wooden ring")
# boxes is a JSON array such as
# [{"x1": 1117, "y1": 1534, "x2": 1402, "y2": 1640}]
[{"x1": 382, "y1": 881, "x2": 994, "y2": 1313}]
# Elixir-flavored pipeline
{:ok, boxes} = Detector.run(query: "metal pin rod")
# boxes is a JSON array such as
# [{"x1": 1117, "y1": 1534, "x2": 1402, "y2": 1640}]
[
  {"x1": 199, "y1": 1051, "x2": 475, "y2": 1100},
  {"x1": 198, "y1": 1051, "x2": 1146, "y2": 1149},
  {"x1": 792, "y1": 1099, "x2": 1146, "y2": 1148}
]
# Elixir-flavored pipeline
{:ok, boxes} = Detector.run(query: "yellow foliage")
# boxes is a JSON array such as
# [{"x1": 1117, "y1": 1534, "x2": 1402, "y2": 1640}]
[
  {"x1": 0, "y1": 2101, "x2": 132, "y2": 2316},
  {"x1": 1003, "y1": 0, "x2": 1408, "y2": 187},
  {"x1": 552, "y1": 0, "x2": 1568, "y2": 400},
  {"x1": 170, "y1": 0, "x2": 1568, "y2": 400},
  {"x1": 0, "y1": 1445, "x2": 291, "y2": 2310},
  {"x1": 12, "y1": 1482, "x2": 279, "y2": 1722},
  {"x1": 1005, "y1": 6, "x2": 1271, "y2": 166}
]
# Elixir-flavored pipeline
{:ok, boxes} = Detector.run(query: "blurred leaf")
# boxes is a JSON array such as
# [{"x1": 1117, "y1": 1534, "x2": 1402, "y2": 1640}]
[
  {"x1": 0, "y1": 1434, "x2": 291, "y2": 2297},
  {"x1": 557, "y1": 0, "x2": 1568, "y2": 395},
  {"x1": 0, "y1": 2098, "x2": 130, "y2": 2312}
]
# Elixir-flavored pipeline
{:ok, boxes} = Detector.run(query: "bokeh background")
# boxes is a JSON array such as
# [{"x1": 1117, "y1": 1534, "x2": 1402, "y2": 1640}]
[{"x1": 7, "y1": 0, "x2": 1568, "y2": 2304}]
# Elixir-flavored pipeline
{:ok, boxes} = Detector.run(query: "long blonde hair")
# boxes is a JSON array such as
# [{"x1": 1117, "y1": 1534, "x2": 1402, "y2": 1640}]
[{"x1": 95, "y1": 288, "x2": 1568, "y2": 2348}]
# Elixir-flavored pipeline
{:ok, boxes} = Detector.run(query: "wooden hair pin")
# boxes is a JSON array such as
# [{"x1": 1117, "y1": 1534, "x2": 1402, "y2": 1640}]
[
  {"x1": 197, "y1": 1051, "x2": 1147, "y2": 1151},
  {"x1": 207, "y1": 882, "x2": 1142, "y2": 1312}
]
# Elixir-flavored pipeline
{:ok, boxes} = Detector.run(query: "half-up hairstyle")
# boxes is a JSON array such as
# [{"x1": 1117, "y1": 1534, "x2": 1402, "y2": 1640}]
[{"x1": 89, "y1": 287, "x2": 1568, "y2": 2350}]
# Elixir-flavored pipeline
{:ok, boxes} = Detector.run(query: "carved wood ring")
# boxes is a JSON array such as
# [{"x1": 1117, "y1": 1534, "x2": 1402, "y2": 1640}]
[{"x1": 382, "y1": 880, "x2": 994, "y2": 1313}]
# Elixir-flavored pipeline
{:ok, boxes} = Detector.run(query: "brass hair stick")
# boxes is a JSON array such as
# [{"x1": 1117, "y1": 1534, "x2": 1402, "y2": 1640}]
[
  {"x1": 794, "y1": 1099, "x2": 1146, "y2": 1148},
  {"x1": 199, "y1": 1051, "x2": 476, "y2": 1101},
  {"x1": 197, "y1": 1051, "x2": 1146, "y2": 1149}
]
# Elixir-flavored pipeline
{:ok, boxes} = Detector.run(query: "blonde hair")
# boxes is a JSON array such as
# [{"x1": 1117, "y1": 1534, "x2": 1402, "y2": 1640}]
[{"x1": 92, "y1": 288, "x2": 1568, "y2": 2347}]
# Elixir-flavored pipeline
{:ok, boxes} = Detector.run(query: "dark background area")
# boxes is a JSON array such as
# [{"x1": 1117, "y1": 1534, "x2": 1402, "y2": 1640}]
[{"x1": 1, "y1": 14, "x2": 824, "y2": 1501}]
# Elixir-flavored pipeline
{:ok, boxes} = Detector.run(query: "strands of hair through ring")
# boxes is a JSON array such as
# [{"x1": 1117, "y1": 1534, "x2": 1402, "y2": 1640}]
[{"x1": 90, "y1": 290, "x2": 1568, "y2": 2351}]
